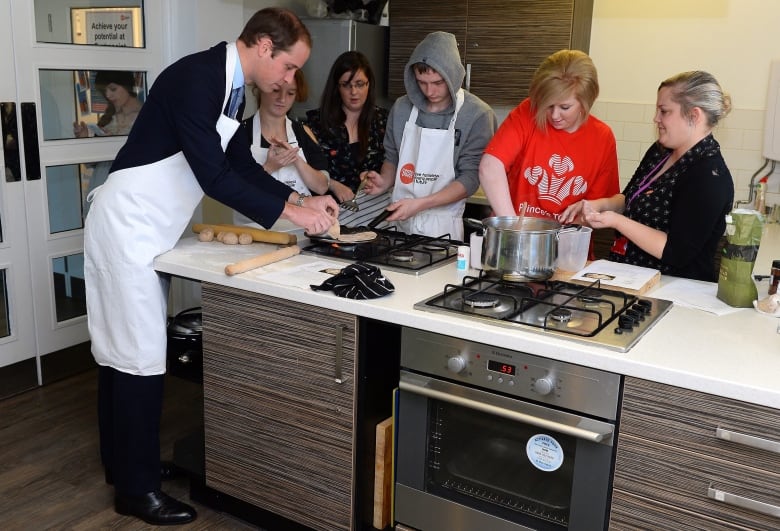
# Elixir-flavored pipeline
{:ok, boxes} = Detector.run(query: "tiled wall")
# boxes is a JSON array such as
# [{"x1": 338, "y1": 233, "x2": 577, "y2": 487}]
[
  {"x1": 491, "y1": 102, "x2": 780, "y2": 209},
  {"x1": 592, "y1": 100, "x2": 779, "y2": 208}
]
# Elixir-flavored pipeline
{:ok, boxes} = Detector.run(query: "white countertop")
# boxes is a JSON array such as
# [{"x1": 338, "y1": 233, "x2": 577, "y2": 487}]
[{"x1": 155, "y1": 223, "x2": 780, "y2": 409}]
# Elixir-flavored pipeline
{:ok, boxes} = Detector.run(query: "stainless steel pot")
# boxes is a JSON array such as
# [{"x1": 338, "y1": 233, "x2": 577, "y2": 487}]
[{"x1": 466, "y1": 217, "x2": 578, "y2": 281}]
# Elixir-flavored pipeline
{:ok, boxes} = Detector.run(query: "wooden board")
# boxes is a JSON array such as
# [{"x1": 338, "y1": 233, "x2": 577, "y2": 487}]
[
  {"x1": 554, "y1": 261, "x2": 661, "y2": 296},
  {"x1": 373, "y1": 417, "x2": 393, "y2": 529}
]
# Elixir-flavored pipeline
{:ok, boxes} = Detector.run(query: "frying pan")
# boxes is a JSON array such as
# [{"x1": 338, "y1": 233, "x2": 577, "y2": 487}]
[{"x1": 307, "y1": 209, "x2": 392, "y2": 244}]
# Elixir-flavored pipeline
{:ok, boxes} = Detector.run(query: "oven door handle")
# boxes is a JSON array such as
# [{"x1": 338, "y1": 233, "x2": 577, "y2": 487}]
[{"x1": 399, "y1": 372, "x2": 614, "y2": 444}]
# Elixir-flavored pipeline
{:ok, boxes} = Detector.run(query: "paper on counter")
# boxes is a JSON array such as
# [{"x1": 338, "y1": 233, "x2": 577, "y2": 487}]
[
  {"x1": 251, "y1": 257, "x2": 345, "y2": 289},
  {"x1": 651, "y1": 278, "x2": 743, "y2": 316},
  {"x1": 570, "y1": 260, "x2": 660, "y2": 293}
]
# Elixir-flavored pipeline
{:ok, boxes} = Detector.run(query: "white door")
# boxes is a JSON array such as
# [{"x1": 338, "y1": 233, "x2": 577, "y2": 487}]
[
  {"x1": 4, "y1": 0, "x2": 165, "y2": 376},
  {"x1": 0, "y1": 0, "x2": 37, "y2": 368}
]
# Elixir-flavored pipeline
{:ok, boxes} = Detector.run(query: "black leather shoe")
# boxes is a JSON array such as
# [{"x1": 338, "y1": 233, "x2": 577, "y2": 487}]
[
  {"x1": 105, "y1": 460, "x2": 182, "y2": 485},
  {"x1": 115, "y1": 490, "x2": 197, "y2": 525}
]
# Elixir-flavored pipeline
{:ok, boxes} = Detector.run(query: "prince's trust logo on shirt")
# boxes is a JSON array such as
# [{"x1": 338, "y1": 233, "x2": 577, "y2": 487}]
[
  {"x1": 524, "y1": 153, "x2": 588, "y2": 205},
  {"x1": 400, "y1": 162, "x2": 440, "y2": 185}
]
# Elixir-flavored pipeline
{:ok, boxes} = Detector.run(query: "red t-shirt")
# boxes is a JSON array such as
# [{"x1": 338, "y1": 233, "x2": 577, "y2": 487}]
[{"x1": 484, "y1": 99, "x2": 620, "y2": 221}]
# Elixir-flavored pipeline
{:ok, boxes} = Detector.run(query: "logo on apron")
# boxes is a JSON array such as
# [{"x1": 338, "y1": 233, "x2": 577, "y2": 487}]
[{"x1": 400, "y1": 163, "x2": 416, "y2": 185}]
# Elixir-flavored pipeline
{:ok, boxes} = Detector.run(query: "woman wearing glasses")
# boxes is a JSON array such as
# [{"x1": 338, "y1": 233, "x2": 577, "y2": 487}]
[{"x1": 306, "y1": 51, "x2": 390, "y2": 227}]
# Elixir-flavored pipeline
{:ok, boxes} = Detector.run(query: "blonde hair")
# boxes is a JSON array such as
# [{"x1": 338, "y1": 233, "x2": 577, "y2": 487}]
[
  {"x1": 658, "y1": 71, "x2": 731, "y2": 127},
  {"x1": 528, "y1": 50, "x2": 599, "y2": 130}
]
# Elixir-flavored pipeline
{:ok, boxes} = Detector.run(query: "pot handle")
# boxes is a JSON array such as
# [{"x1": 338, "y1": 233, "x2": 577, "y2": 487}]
[{"x1": 464, "y1": 217, "x2": 485, "y2": 230}]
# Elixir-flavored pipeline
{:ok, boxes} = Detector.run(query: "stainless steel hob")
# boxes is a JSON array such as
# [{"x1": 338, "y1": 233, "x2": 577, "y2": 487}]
[{"x1": 414, "y1": 273, "x2": 673, "y2": 351}]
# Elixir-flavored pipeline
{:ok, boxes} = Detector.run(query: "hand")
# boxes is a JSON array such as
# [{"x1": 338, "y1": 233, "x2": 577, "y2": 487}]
[
  {"x1": 585, "y1": 209, "x2": 618, "y2": 230},
  {"x1": 304, "y1": 194, "x2": 340, "y2": 218},
  {"x1": 265, "y1": 142, "x2": 300, "y2": 172},
  {"x1": 284, "y1": 194, "x2": 339, "y2": 235},
  {"x1": 384, "y1": 198, "x2": 422, "y2": 222},
  {"x1": 559, "y1": 200, "x2": 586, "y2": 225},
  {"x1": 329, "y1": 180, "x2": 354, "y2": 203},
  {"x1": 73, "y1": 121, "x2": 89, "y2": 138},
  {"x1": 362, "y1": 170, "x2": 388, "y2": 195}
]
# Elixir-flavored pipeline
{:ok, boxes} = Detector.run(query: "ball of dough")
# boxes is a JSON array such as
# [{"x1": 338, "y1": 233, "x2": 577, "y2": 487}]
[
  {"x1": 198, "y1": 228, "x2": 214, "y2": 242},
  {"x1": 222, "y1": 232, "x2": 239, "y2": 245},
  {"x1": 215, "y1": 231, "x2": 226, "y2": 242},
  {"x1": 238, "y1": 233, "x2": 253, "y2": 245}
]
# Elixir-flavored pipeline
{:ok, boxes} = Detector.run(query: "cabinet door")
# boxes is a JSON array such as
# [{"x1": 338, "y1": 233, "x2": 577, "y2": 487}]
[
  {"x1": 388, "y1": 0, "x2": 467, "y2": 100},
  {"x1": 201, "y1": 283, "x2": 357, "y2": 531},
  {"x1": 388, "y1": 0, "x2": 593, "y2": 106},
  {"x1": 611, "y1": 377, "x2": 780, "y2": 530},
  {"x1": 466, "y1": 0, "x2": 578, "y2": 105}
]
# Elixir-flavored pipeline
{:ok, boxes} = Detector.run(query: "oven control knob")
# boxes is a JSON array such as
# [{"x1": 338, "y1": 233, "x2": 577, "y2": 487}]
[
  {"x1": 533, "y1": 376, "x2": 555, "y2": 396},
  {"x1": 447, "y1": 355, "x2": 467, "y2": 374}
]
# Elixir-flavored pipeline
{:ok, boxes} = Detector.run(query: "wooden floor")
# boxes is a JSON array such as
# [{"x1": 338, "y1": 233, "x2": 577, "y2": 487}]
[{"x1": 0, "y1": 368, "x2": 259, "y2": 530}]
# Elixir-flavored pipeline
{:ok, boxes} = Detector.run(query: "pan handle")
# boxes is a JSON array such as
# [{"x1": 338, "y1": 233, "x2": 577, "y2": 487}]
[{"x1": 367, "y1": 209, "x2": 392, "y2": 229}]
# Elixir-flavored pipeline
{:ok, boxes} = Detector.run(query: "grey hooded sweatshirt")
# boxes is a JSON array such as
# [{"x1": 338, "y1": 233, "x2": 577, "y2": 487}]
[{"x1": 384, "y1": 31, "x2": 497, "y2": 196}]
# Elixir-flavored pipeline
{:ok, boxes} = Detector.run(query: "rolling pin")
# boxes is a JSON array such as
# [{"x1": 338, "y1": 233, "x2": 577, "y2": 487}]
[
  {"x1": 224, "y1": 245, "x2": 301, "y2": 276},
  {"x1": 193, "y1": 223, "x2": 297, "y2": 245}
]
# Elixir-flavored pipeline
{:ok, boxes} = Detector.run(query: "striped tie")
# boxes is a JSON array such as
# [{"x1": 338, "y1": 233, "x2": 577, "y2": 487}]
[{"x1": 227, "y1": 86, "x2": 244, "y2": 119}]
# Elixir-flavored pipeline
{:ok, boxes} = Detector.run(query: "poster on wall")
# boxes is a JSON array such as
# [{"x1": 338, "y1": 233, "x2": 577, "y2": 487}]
[
  {"x1": 84, "y1": 10, "x2": 134, "y2": 46},
  {"x1": 71, "y1": 7, "x2": 144, "y2": 47}
]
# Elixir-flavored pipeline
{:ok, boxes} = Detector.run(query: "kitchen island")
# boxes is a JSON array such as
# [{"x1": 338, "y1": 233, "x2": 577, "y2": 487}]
[{"x1": 154, "y1": 223, "x2": 780, "y2": 530}]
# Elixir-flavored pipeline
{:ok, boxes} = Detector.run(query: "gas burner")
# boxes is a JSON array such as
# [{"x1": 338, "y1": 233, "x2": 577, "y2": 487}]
[
  {"x1": 331, "y1": 242, "x2": 356, "y2": 251},
  {"x1": 421, "y1": 243, "x2": 448, "y2": 253},
  {"x1": 464, "y1": 293, "x2": 501, "y2": 309},
  {"x1": 390, "y1": 250, "x2": 416, "y2": 262},
  {"x1": 544, "y1": 308, "x2": 572, "y2": 323}
]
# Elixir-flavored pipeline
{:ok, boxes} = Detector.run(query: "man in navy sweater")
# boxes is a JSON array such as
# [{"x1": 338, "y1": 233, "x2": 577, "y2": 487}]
[{"x1": 83, "y1": 8, "x2": 336, "y2": 525}]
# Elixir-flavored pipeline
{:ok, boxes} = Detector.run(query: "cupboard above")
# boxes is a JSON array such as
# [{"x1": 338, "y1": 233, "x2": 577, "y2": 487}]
[{"x1": 388, "y1": 0, "x2": 595, "y2": 105}]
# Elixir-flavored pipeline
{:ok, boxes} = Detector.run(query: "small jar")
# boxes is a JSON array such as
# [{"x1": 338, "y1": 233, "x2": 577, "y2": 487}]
[{"x1": 769, "y1": 259, "x2": 780, "y2": 296}]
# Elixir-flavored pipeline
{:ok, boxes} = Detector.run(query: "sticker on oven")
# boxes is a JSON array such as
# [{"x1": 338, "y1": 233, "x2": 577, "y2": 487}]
[{"x1": 526, "y1": 434, "x2": 564, "y2": 472}]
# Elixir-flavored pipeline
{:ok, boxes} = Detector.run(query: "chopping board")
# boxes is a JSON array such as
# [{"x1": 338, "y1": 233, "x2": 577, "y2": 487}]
[{"x1": 373, "y1": 417, "x2": 393, "y2": 529}]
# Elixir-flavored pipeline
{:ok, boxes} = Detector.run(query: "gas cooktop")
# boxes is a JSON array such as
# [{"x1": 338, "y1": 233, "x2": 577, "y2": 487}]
[
  {"x1": 415, "y1": 273, "x2": 673, "y2": 351},
  {"x1": 301, "y1": 228, "x2": 460, "y2": 274}
]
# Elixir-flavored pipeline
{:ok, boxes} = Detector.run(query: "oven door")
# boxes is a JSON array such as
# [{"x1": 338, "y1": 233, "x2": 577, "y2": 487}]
[{"x1": 395, "y1": 370, "x2": 616, "y2": 531}]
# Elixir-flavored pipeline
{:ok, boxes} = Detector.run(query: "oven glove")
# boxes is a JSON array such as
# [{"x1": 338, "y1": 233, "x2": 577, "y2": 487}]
[{"x1": 310, "y1": 262, "x2": 395, "y2": 299}]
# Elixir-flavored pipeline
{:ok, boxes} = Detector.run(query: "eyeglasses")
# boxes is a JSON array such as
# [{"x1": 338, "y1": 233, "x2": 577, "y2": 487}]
[{"x1": 338, "y1": 80, "x2": 369, "y2": 90}]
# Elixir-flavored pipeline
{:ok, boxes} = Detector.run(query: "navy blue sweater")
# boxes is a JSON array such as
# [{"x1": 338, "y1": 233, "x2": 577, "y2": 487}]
[{"x1": 111, "y1": 42, "x2": 293, "y2": 227}]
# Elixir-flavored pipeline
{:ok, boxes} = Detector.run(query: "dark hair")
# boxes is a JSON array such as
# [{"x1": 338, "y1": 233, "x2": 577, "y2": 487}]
[
  {"x1": 93, "y1": 70, "x2": 137, "y2": 128},
  {"x1": 238, "y1": 7, "x2": 311, "y2": 55},
  {"x1": 318, "y1": 51, "x2": 377, "y2": 160}
]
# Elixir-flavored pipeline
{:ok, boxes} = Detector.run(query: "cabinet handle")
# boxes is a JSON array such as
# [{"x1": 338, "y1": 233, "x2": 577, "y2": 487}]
[
  {"x1": 707, "y1": 486, "x2": 780, "y2": 518},
  {"x1": 20, "y1": 102, "x2": 41, "y2": 181},
  {"x1": 715, "y1": 427, "x2": 780, "y2": 454},
  {"x1": 334, "y1": 324, "x2": 346, "y2": 384},
  {"x1": 465, "y1": 63, "x2": 471, "y2": 92}
]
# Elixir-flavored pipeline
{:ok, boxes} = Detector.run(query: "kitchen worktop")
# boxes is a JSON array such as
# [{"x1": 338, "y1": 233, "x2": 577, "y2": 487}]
[{"x1": 155, "y1": 223, "x2": 780, "y2": 409}]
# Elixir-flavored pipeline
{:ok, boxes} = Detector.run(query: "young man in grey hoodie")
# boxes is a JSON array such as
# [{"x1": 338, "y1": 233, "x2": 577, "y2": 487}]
[{"x1": 363, "y1": 31, "x2": 497, "y2": 241}]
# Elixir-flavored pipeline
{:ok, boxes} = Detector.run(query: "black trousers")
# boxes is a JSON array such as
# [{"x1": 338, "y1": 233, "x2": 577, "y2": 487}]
[{"x1": 98, "y1": 365, "x2": 164, "y2": 496}]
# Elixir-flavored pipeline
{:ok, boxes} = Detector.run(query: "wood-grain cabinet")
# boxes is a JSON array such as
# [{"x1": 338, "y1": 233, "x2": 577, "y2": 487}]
[
  {"x1": 201, "y1": 283, "x2": 357, "y2": 531},
  {"x1": 388, "y1": 0, "x2": 594, "y2": 105},
  {"x1": 611, "y1": 377, "x2": 780, "y2": 530}
]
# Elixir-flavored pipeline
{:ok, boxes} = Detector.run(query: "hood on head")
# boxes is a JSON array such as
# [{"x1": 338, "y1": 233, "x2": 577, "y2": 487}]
[{"x1": 404, "y1": 31, "x2": 465, "y2": 111}]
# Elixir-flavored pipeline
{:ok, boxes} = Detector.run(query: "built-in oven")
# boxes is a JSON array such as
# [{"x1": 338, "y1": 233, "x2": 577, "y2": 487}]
[{"x1": 395, "y1": 327, "x2": 621, "y2": 531}]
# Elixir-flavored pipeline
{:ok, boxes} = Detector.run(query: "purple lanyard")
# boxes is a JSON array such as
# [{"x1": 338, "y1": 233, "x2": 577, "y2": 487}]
[{"x1": 627, "y1": 152, "x2": 671, "y2": 207}]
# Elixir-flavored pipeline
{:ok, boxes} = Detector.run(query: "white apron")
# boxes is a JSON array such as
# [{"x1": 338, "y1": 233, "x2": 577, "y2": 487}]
[
  {"x1": 391, "y1": 89, "x2": 465, "y2": 240},
  {"x1": 234, "y1": 114, "x2": 309, "y2": 226},
  {"x1": 84, "y1": 43, "x2": 241, "y2": 376}
]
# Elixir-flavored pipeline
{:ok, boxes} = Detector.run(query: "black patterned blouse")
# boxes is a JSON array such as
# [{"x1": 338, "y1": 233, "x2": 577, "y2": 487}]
[
  {"x1": 610, "y1": 134, "x2": 734, "y2": 281},
  {"x1": 305, "y1": 106, "x2": 388, "y2": 192}
]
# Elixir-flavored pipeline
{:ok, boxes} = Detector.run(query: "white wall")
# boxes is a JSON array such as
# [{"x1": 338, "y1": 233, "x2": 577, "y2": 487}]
[{"x1": 589, "y1": 0, "x2": 780, "y2": 205}]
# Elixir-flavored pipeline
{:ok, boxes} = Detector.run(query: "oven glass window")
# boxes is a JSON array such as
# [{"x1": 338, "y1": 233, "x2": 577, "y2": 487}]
[{"x1": 426, "y1": 399, "x2": 576, "y2": 529}]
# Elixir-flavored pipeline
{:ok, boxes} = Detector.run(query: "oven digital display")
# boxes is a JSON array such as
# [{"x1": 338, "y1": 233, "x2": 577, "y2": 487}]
[{"x1": 487, "y1": 359, "x2": 516, "y2": 375}]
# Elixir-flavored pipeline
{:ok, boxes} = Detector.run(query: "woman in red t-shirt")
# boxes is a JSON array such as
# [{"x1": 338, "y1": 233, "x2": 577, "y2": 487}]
[{"x1": 479, "y1": 50, "x2": 619, "y2": 224}]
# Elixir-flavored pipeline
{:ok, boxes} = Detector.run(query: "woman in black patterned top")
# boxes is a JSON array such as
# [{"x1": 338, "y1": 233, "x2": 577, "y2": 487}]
[
  {"x1": 306, "y1": 51, "x2": 390, "y2": 227},
  {"x1": 584, "y1": 71, "x2": 734, "y2": 281}
]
